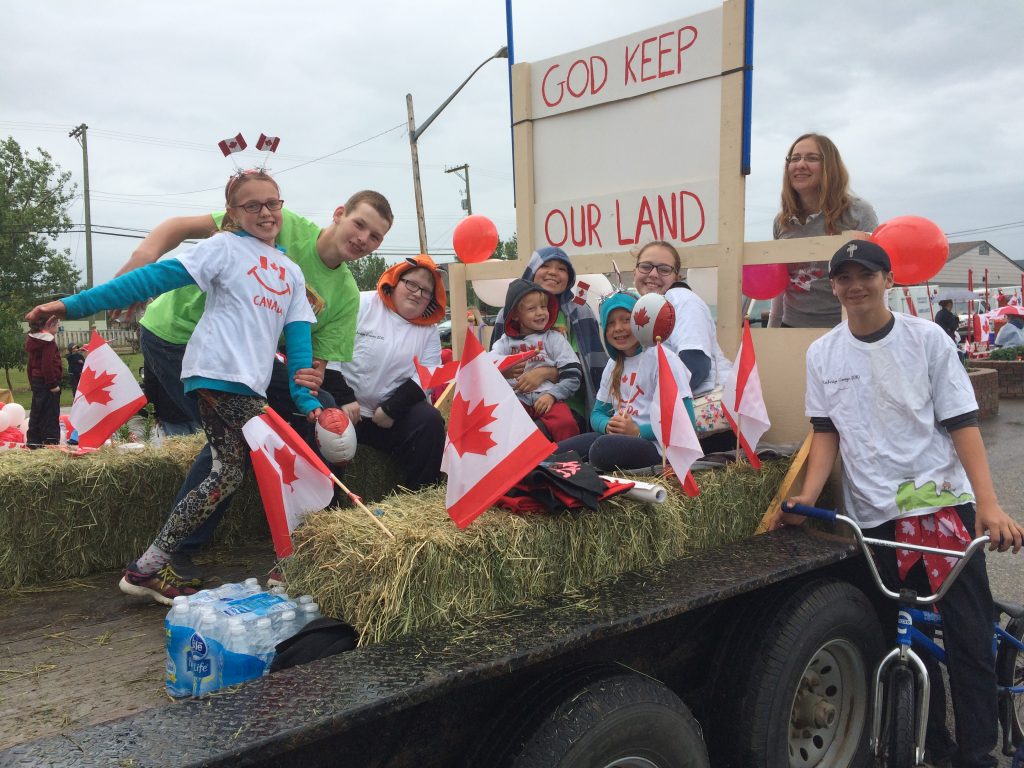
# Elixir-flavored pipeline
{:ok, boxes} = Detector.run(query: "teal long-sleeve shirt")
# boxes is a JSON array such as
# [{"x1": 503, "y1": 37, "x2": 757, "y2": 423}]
[
  {"x1": 61, "y1": 259, "x2": 319, "y2": 414},
  {"x1": 590, "y1": 397, "x2": 696, "y2": 442}
]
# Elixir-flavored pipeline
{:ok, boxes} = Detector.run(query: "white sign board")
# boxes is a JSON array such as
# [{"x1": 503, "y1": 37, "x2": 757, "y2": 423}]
[{"x1": 529, "y1": 8, "x2": 723, "y2": 255}]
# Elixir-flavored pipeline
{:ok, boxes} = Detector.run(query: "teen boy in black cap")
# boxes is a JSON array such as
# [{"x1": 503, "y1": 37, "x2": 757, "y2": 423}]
[{"x1": 775, "y1": 239, "x2": 1023, "y2": 767}]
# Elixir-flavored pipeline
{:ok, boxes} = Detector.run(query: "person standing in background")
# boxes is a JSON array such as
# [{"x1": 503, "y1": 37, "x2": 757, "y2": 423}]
[
  {"x1": 25, "y1": 316, "x2": 62, "y2": 447},
  {"x1": 65, "y1": 344, "x2": 85, "y2": 394},
  {"x1": 769, "y1": 133, "x2": 878, "y2": 328},
  {"x1": 934, "y1": 299, "x2": 959, "y2": 341}
]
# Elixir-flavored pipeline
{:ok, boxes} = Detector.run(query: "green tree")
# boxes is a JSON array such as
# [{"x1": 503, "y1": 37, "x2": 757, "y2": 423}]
[
  {"x1": 347, "y1": 253, "x2": 387, "y2": 291},
  {"x1": 0, "y1": 137, "x2": 80, "y2": 314},
  {"x1": 0, "y1": 304, "x2": 24, "y2": 391},
  {"x1": 493, "y1": 233, "x2": 517, "y2": 261}
]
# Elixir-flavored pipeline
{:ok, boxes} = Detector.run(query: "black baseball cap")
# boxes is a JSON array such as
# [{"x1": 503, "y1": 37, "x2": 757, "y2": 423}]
[{"x1": 828, "y1": 240, "x2": 891, "y2": 277}]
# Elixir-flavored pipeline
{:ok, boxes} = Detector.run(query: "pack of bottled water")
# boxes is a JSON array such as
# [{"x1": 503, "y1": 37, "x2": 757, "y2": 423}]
[{"x1": 164, "y1": 577, "x2": 322, "y2": 698}]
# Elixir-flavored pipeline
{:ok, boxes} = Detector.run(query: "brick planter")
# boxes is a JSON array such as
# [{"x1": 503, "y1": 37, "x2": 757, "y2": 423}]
[
  {"x1": 968, "y1": 368, "x2": 999, "y2": 418},
  {"x1": 970, "y1": 360, "x2": 1024, "y2": 401}
]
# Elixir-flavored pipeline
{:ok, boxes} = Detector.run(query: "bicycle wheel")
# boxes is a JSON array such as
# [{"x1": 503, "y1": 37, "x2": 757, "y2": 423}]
[
  {"x1": 996, "y1": 617, "x2": 1024, "y2": 745},
  {"x1": 879, "y1": 665, "x2": 915, "y2": 768}
]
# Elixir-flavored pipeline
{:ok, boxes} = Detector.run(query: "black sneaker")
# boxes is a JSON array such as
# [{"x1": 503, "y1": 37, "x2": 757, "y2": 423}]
[
  {"x1": 119, "y1": 563, "x2": 198, "y2": 606},
  {"x1": 168, "y1": 552, "x2": 203, "y2": 587}
]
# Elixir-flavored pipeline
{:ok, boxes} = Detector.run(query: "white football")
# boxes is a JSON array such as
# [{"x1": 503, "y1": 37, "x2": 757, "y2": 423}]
[
  {"x1": 630, "y1": 293, "x2": 676, "y2": 348},
  {"x1": 316, "y1": 408, "x2": 357, "y2": 464}
]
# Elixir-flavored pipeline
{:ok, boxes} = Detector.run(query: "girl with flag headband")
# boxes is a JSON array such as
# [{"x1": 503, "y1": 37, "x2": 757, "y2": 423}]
[
  {"x1": 25, "y1": 170, "x2": 321, "y2": 605},
  {"x1": 326, "y1": 254, "x2": 447, "y2": 490},
  {"x1": 556, "y1": 291, "x2": 697, "y2": 472}
]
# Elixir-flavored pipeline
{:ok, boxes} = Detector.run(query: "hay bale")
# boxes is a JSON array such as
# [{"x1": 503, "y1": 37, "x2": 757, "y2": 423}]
[
  {"x1": 285, "y1": 459, "x2": 790, "y2": 645},
  {"x1": 0, "y1": 437, "x2": 267, "y2": 587},
  {"x1": 0, "y1": 435, "x2": 406, "y2": 588}
]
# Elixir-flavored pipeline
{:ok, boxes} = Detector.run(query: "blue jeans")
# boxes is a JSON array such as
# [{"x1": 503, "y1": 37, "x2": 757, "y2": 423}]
[
  {"x1": 555, "y1": 432, "x2": 662, "y2": 471},
  {"x1": 161, "y1": 420, "x2": 196, "y2": 437},
  {"x1": 139, "y1": 327, "x2": 202, "y2": 433}
]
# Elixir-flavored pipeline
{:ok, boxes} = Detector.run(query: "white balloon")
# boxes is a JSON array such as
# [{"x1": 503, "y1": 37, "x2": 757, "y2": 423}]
[
  {"x1": 4, "y1": 403, "x2": 26, "y2": 425},
  {"x1": 0, "y1": 410, "x2": 10, "y2": 431},
  {"x1": 471, "y1": 278, "x2": 515, "y2": 310}
]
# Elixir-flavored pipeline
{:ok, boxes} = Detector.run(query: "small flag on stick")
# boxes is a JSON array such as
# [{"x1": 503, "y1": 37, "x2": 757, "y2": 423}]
[{"x1": 217, "y1": 132, "x2": 247, "y2": 156}]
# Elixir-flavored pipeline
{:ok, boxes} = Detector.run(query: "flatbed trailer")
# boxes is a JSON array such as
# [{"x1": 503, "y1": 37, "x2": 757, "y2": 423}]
[{"x1": 1, "y1": 530, "x2": 885, "y2": 767}]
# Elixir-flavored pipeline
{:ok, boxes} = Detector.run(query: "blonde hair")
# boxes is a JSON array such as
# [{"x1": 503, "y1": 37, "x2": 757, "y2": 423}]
[{"x1": 775, "y1": 133, "x2": 855, "y2": 236}]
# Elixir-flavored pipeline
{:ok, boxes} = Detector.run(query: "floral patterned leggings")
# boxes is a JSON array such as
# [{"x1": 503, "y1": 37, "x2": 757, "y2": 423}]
[{"x1": 153, "y1": 390, "x2": 266, "y2": 553}]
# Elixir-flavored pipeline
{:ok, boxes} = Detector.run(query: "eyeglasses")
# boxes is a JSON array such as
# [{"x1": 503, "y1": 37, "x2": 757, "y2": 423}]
[
  {"x1": 786, "y1": 154, "x2": 823, "y2": 164},
  {"x1": 635, "y1": 261, "x2": 677, "y2": 276},
  {"x1": 232, "y1": 199, "x2": 285, "y2": 213},
  {"x1": 399, "y1": 277, "x2": 432, "y2": 297}
]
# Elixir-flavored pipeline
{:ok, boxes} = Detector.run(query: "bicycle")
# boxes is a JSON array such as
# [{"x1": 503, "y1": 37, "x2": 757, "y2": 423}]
[{"x1": 782, "y1": 502, "x2": 1024, "y2": 768}]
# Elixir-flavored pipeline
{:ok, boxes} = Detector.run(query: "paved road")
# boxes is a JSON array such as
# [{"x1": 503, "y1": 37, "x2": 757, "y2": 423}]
[{"x1": 958, "y1": 398, "x2": 1022, "y2": 766}]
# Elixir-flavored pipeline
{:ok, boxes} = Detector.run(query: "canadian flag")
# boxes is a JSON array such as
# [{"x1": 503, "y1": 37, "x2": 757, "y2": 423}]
[
  {"x1": 414, "y1": 356, "x2": 461, "y2": 391},
  {"x1": 722, "y1": 319, "x2": 771, "y2": 469},
  {"x1": 650, "y1": 344, "x2": 703, "y2": 496},
  {"x1": 217, "y1": 132, "x2": 247, "y2": 157},
  {"x1": 70, "y1": 331, "x2": 147, "y2": 449},
  {"x1": 256, "y1": 133, "x2": 281, "y2": 153},
  {"x1": 442, "y1": 331, "x2": 556, "y2": 528},
  {"x1": 242, "y1": 406, "x2": 334, "y2": 558}
]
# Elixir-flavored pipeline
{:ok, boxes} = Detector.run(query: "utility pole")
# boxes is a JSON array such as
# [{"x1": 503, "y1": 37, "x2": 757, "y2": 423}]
[
  {"x1": 445, "y1": 163, "x2": 472, "y2": 215},
  {"x1": 69, "y1": 123, "x2": 95, "y2": 329}
]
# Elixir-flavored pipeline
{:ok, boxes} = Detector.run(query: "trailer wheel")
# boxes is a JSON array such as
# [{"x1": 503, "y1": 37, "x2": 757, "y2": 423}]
[
  {"x1": 476, "y1": 667, "x2": 709, "y2": 768},
  {"x1": 729, "y1": 579, "x2": 883, "y2": 768}
]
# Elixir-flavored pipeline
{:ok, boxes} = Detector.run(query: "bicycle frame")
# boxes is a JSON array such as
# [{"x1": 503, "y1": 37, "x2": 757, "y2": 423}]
[{"x1": 782, "y1": 503, "x2": 992, "y2": 766}]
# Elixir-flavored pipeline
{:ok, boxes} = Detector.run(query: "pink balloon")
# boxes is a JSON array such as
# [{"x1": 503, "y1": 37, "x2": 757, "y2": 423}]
[
  {"x1": 742, "y1": 263, "x2": 789, "y2": 300},
  {"x1": 869, "y1": 216, "x2": 948, "y2": 285},
  {"x1": 453, "y1": 215, "x2": 499, "y2": 264}
]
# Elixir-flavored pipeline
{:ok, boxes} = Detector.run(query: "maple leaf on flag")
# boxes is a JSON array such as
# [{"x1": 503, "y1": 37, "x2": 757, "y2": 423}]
[
  {"x1": 634, "y1": 307, "x2": 650, "y2": 327},
  {"x1": 77, "y1": 366, "x2": 117, "y2": 406},
  {"x1": 274, "y1": 444, "x2": 300, "y2": 486},
  {"x1": 447, "y1": 394, "x2": 498, "y2": 457}
]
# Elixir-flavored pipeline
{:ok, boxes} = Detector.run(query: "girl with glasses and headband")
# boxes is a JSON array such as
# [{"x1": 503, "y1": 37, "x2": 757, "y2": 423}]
[
  {"x1": 769, "y1": 133, "x2": 878, "y2": 328},
  {"x1": 25, "y1": 170, "x2": 322, "y2": 605},
  {"x1": 632, "y1": 241, "x2": 735, "y2": 452}
]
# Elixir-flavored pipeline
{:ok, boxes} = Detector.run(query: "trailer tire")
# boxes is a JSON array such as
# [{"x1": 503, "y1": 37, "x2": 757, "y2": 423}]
[
  {"x1": 729, "y1": 579, "x2": 883, "y2": 768},
  {"x1": 475, "y1": 667, "x2": 709, "y2": 768}
]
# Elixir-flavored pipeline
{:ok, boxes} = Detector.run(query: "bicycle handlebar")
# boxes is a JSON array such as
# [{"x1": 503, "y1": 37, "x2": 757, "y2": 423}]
[
  {"x1": 780, "y1": 501, "x2": 991, "y2": 605},
  {"x1": 781, "y1": 502, "x2": 837, "y2": 523}
]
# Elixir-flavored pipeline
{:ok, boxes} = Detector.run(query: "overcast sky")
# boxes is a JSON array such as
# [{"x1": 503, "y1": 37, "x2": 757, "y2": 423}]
[{"x1": 2, "y1": 1, "x2": 1023, "y2": 287}]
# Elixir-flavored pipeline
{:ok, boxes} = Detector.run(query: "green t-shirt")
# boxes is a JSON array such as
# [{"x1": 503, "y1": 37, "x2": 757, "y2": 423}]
[{"x1": 140, "y1": 209, "x2": 360, "y2": 362}]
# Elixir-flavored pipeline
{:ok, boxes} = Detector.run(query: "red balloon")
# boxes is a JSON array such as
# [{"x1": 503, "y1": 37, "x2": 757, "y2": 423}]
[
  {"x1": 742, "y1": 263, "x2": 789, "y2": 299},
  {"x1": 452, "y1": 215, "x2": 499, "y2": 264},
  {"x1": 869, "y1": 216, "x2": 948, "y2": 285}
]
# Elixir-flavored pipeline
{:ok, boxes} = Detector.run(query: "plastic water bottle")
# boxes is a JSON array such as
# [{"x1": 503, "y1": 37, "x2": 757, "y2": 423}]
[
  {"x1": 251, "y1": 616, "x2": 277, "y2": 675},
  {"x1": 242, "y1": 577, "x2": 261, "y2": 595},
  {"x1": 273, "y1": 609, "x2": 302, "y2": 645},
  {"x1": 164, "y1": 596, "x2": 193, "y2": 698},
  {"x1": 296, "y1": 595, "x2": 315, "y2": 606},
  {"x1": 189, "y1": 605, "x2": 222, "y2": 696},
  {"x1": 297, "y1": 602, "x2": 322, "y2": 628},
  {"x1": 220, "y1": 617, "x2": 265, "y2": 688}
]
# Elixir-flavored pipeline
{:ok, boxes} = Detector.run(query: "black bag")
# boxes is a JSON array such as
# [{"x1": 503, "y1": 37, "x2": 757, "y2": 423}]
[{"x1": 269, "y1": 617, "x2": 358, "y2": 673}]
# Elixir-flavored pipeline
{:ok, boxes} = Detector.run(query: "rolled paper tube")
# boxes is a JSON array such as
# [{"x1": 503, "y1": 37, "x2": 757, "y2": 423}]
[{"x1": 601, "y1": 475, "x2": 668, "y2": 504}]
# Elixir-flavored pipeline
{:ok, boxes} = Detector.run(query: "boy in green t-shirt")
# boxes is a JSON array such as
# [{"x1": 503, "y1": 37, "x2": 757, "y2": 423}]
[{"x1": 116, "y1": 188, "x2": 393, "y2": 580}]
